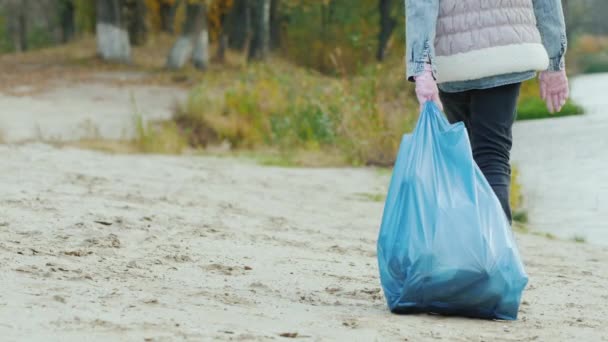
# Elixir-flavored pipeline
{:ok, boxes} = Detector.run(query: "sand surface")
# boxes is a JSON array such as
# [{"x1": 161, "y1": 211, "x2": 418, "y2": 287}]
[
  {"x1": 1, "y1": 70, "x2": 607, "y2": 341},
  {"x1": 1, "y1": 144, "x2": 607, "y2": 341}
]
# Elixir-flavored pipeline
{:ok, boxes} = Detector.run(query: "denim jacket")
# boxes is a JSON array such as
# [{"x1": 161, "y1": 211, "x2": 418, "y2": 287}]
[{"x1": 405, "y1": 0, "x2": 568, "y2": 93}]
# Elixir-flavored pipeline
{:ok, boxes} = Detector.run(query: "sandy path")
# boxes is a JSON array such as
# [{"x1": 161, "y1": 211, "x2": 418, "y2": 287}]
[
  {"x1": 512, "y1": 73, "x2": 608, "y2": 244},
  {"x1": 0, "y1": 78, "x2": 186, "y2": 143},
  {"x1": 1, "y1": 144, "x2": 607, "y2": 341}
]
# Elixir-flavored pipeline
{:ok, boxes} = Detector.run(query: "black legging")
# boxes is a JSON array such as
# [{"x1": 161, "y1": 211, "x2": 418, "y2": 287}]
[{"x1": 439, "y1": 82, "x2": 521, "y2": 224}]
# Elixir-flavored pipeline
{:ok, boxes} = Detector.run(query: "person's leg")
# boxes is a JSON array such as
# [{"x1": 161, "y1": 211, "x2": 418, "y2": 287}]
[
  {"x1": 438, "y1": 90, "x2": 472, "y2": 139},
  {"x1": 469, "y1": 83, "x2": 521, "y2": 223}
]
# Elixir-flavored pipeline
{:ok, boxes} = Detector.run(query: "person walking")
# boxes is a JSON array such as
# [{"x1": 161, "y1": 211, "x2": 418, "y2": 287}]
[{"x1": 406, "y1": 0, "x2": 569, "y2": 223}]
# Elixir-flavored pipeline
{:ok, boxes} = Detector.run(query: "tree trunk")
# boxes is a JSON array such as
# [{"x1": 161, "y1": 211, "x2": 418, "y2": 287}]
[
  {"x1": 561, "y1": 0, "x2": 578, "y2": 39},
  {"x1": 193, "y1": 4, "x2": 210, "y2": 70},
  {"x1": 321, "y1": 2, "x2": 328, "y2": 30},
  {"x1": 166, "y1": 2, "x2": 204, "y2": 70},
  {"x1": 377, "y1": 0, "x2": 396, "y2": 61},
  {"x1": 160, "y1": 0, "x2": 181, "y2": 34},
  {"x1": 248, "y1": 0, "x2": 270, "y2": 61},
  {"x1": 59, "y1": 0, "x2": 76, "y2": 43},
  {"x1": 96, "y1": 0, "x2": 131, "y2": 63},
  {"x1": 126, "y1": 0, "x2": 147, "y2": 46},
  {"x1": 228, "y1": 0, "x2": 251, "y2": 51},
  {"x1": 215, "y1": 11, "x2": 229, "y2": 63},
  {"x1": 269, "y1": 0, "x2": 280, "y2": 49},
  {"x1": 17, "y1": 11, "x2": 27, "y2": 52},
  {"x1": 159, "y1": 2, "x2": 172, "y2": 33},
  {"x1": 6, "y1": 0, "x2": 28, "y2": 52},
  {"x1": 216, "y1": 34, "x2": 228, "y2": 62}
]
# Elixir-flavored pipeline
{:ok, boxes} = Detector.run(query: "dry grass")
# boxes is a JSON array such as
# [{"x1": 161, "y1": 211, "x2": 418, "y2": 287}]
[
  {"x1": 170, "y1": 58, "x2": 418, "y2": 166},
  {"x1": 574, "y1": 35, "x2": 608, "y2": 54},
  {"x1": 567, "y1": 34, "x2": 608, "y2": 75},
  {"x1": 50, "y1": 139, "x2": 140, "y2": 154}
]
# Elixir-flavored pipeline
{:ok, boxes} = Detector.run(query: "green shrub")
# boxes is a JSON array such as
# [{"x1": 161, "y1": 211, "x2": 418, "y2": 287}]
[
  {"x1": 0, "y1": 13, "x2": 11, "y2": 53},
  {"x1": 134, "y1": 115, "x2": 186, "y2": 154},
  {"x1": 280, "y1": 1, "x2": 405, "y2": 75},
  {"x1": 27, "y1": 26, "x2": 55, "y2": 50},
  {"x1": 517, "y1": 97, "x2": 584, "y2": 121},
  {"x1": 510, "y1": 166, "x2": 531, "y2": 224},
  {"x1": 580, "y1": 54, "x2": 608, "y2": 74},
  {"x1": 270, "y1": 98, "x2": 338, "y2": 147},
  {"x1": 171, "y1": 60, "x2": 416, "y2": 166},
  {"x1": 74, "y1": 0, "x2": 97, "y2": 34},
  {"x1": 512, "y1": 210, "x2": 529, "y2": 224},
  {"x1": 516, "y1": 78, "x2": 584, "y2": 120},
  {"x1": 572, "y1": 235, "x2": 587, "y2": 243}
]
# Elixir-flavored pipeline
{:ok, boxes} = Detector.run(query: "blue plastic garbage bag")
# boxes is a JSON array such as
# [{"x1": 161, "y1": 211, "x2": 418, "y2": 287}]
[{"x1": 376, "y1": 102, "x2": 528, "y2": 320}]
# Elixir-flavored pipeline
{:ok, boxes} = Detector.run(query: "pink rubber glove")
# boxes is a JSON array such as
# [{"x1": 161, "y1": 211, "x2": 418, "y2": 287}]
[
  {"x1": 539, "y1": 70, "x2": 569, "y2": 113},
  {"x1": 414, "y1": 64, "x2": 443, "y2": 111}
]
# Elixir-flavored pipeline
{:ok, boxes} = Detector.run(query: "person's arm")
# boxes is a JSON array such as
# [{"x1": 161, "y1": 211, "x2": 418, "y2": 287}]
[
  {"x1": 405, "y1": 0, "x2": 440, "y2": 81},
  {"x1": 533, "y1": 0, "x2": 569, "y2": 113},
  {"x1": 533, "y1": 0, "x2": 568, "y2": 71}
]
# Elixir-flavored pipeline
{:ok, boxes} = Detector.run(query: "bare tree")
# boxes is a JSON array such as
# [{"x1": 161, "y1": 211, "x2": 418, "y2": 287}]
[
  {"x1": 377, "y1": 0, "x2": 396, "y2": 61},
  {"x1": 96, "y1": 0, "x2": 131, "y2": 63},
  {"x1": 125, "y1": 0, "x2": 148, "y2": 46},
  {"x1": 4, "y1": 0, "x2": 29, "y2": 52},
  {"x1": 215, "y1": 15, "x2": 229, "y2": 63},
  {"x1": 166, "y1": 2, "x2": 209, "y2": 70},
  {"x1": 160, "y1": 0, "x2": 181, "y2": 34},
  {"x1": 269, "y1": 0, "x2": 281, "y2": 49},
  {"x1": 248, "y1": 0, "x2": 270, "y2": 61},
  {"x1": 193, "y1": 5, "x2": 210, "y2": 70},
  {"x1": 228, "y1": 0, "x2": 251, "y2": 51},
  {"x1": 59, "y1": 0, "x2": 76, "y2": 43}
]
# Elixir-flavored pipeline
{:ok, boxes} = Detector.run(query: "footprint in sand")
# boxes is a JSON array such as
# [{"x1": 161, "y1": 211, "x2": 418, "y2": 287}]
[
  {"x1": 203, "y1": 263, "x2": 255, "y2": 276},
  {"x1": 84, "y1": 234, "x2": 121, "y2": 248}
]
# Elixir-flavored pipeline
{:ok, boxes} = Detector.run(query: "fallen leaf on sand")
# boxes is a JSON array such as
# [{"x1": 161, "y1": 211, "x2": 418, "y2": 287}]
[
  {"x1": 53, "y1": 295, "x2": 66, "y2": 304},
  {"x1": 325, "y1": 287, "x2": 341, "y2": 294},
  {"x1": 94, "y1": 220, "x2": 113, "y2": 226},
  {"x1": 64, "y1": 250, "x2": 93, "y2": 257},
  {"x1": 85, "y1": 234, "x2": 121, "y2": 248},
  {"x1": 279, "y1": 332, "x2": 298, "y2": 338}
]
